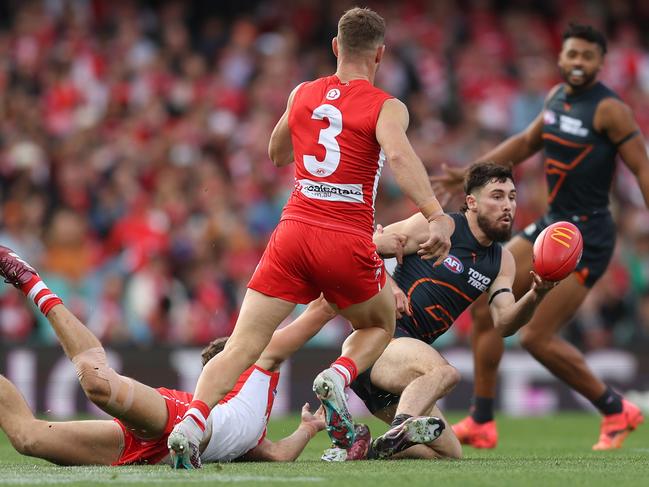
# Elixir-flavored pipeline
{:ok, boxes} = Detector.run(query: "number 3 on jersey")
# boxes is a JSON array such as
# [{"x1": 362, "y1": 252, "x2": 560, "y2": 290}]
[{"x1": 303, "y1": 104, "x2": 342, "y2": 177}]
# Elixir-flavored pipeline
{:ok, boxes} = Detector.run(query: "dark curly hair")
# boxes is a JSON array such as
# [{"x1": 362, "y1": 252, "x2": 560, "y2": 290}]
[
  {"x1": 460, "y1": 162, "x2": 514, "y2": 212},
  {"x1": 563, "y1": 23, "x2": 607, "y2": 55}
]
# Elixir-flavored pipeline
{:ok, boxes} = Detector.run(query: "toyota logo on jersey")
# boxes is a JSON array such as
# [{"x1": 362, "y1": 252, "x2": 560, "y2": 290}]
[{"x1": 443, "y1": 255, "x2": 464, "y2": 274}]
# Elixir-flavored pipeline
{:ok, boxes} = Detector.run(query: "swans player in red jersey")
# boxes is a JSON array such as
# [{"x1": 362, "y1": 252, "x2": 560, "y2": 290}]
[
  {"x1": 0, "y1": 246, "x2": 331, "y2": 467},
  {"x1": 167, "y1": 7, "x2": 454, "y2": 468}
]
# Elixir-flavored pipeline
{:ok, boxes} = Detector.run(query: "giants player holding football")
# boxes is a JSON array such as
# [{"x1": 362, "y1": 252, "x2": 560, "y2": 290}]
[
  {"x1": 168, "y1": 7, "x2": 455, "y2": 467},
  {"x1": 319, "y1": 162, "x2": 559, "y2": 461},
  {"x1": 435, "y1": 24, "x2": 648, "y2": 450}
]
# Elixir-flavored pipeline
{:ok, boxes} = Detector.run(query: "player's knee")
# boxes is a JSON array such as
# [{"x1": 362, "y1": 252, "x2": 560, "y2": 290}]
[
  {"x1": 11, "y1": 422, "x2": 43, "y2": 457},
  {"x1": 72, "y1": 349, "x2": 135, "y2": 413},
  {"x1": 75, "y1": 359, "x2": 112, "y2": 405},
  {"x1": 443, "y1": 364, "x2": 461, "y2": 389},
  {"x1": 470, "y1": 304, "x2": 492, "y2": 330},
  {"x1": 519, "y1": 327, "x2": 547, "y2": 354}
]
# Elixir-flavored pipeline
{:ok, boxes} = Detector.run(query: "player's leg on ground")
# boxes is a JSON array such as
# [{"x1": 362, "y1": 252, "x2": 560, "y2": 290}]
[
  {"x1": 372, "y1": 403, "x2": 460, "y2": 460},
  {"x1": 0, "y1": 375, "x2": 123, "y2": 465},
  {"x1": 455, "y1": 236, "x2": 533, "y2": 448},
  {"x1": 46, "y1": 305, "x2": 170, "y2": 439},
  {"x1": 390, "y1": 405, "x2": 462, "y2": 460},
  {"x1": 517, "y1": 273, "x2": 644, "y2": 449},
  {"x1": 0, "y1": 248, "x2": 171, "y2": 440},
  {"x1": 314, "y1": 284, "x2": 395, "y2": 448},
  {"x1": 168, "y1": 289, "x2": 296, "y2": 468},
  {"x1": 370, "y1": 337, "x2": 460, "y2": 417},
  {"x1": 368, "y1": 340, "x2": 457, "y2": 458}
]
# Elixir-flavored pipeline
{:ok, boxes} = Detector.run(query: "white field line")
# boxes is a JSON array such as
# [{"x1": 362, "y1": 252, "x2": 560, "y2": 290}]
[{"x1": 0, "y1": 472, "x2": 325, "y2": 485}]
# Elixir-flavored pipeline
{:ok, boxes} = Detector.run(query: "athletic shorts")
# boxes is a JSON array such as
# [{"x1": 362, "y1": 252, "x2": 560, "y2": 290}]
[
  {"x1": 350, "y1": 364, "x2": 400, "y2": 415},
  {"x1": 248, "y1": 219, "x2": 386, "y2": 309},
  {"x1": 112, "y1": 387, "x2": 193, "y2": 466},
  {"x1": 521, "y1": 210, "x2": 615, "y2": 288}
]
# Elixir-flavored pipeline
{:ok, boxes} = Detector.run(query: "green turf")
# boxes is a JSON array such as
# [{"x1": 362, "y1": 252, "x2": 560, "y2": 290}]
[{"x1": 0, "y1": 413, "x2": 647, "y2": 486}]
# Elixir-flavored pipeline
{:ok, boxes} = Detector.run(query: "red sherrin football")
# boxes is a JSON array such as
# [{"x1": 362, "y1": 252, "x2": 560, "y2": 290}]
[{"x1": 532, "y1": 221, "x2": 584, "y2": 282}]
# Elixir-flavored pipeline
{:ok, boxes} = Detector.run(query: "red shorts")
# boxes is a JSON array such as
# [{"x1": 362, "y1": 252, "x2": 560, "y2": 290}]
[
  {"x1": 112, "y1": 388, "x2": 193, "y2": 466},
  {"x1": 248, "y1": 219, "x2": 386, "y2": 309}
]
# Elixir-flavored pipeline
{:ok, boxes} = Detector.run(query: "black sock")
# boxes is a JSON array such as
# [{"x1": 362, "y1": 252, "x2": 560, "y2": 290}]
[
  {"x1": 592, "y1": 386, "x2": 623, "y2": 415},
  {"x1": 391, "y1": 413, "x2": 412, "y2": 427},
  {"x1": 470, "y1": 396, "x2": 494, "y2": 424}
]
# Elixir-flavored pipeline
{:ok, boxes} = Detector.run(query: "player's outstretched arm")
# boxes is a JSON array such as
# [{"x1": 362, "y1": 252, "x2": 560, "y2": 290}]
[
  {"x1": 431, "y1": 102, "x2": 547, "y2": 201},
  {"x1": 374, "y1": 212, "x2": 456, "y2": 259},
  {"x1": 488, "y1": 250, "x2": 557, "y2": 337},
  {"x1": 376, "y1": 98, "x2": 453, "y2": 264},
  {"x1": 256, "y1": 296, "x2": 336, "y2": 372},
  {"x1": 268, "y1": 83, "x2": 303, "y2": 167},
  {"x1": 597, "y1": 98, "x2": 649, "y2": 207},
  {"x1": 238, "y1": 403, "x2": 326, "y2": 462}
]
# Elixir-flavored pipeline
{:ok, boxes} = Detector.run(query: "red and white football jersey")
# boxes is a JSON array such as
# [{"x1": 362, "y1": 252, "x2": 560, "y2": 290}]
[{"x1": 282, "y1": 75, "x2": 393, "y2": 237}]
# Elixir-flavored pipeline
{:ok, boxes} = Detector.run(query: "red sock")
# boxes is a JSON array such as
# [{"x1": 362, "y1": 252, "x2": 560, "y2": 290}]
[
  {"x1": 184, "y1": 399, "x2": 211, "y2": 432},
  {"x1": 331, "y1": 356, "x2": 358, "y2": 387},
  {"x1": 21, "y1": 275, "x2": 63, "y2": 316}
]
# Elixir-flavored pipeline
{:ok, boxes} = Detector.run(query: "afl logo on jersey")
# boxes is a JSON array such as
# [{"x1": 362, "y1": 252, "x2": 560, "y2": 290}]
[
  {"x1": 443, "y1": 255, "x2": 464, "y2": 274},
  {"x1": 326, "y1": 88, "x2": 341, "y2": 100},
  {"x1": 543, "y1": 110, "x2": 556, "y2": 125}
]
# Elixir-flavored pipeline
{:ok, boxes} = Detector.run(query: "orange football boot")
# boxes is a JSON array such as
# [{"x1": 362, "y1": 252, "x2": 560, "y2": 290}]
[
  {"x1": 452, "y1": 416, "x2": 497, "y2": 449},
  {"x1": 592, "y1": 399, "x2": 644, "y2": 450}
]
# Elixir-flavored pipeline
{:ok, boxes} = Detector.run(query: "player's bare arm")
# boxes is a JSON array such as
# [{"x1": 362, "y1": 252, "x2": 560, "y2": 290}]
[
  {"x1": 488, "y1": 249, "x2": 557, "y2": 337},
  {"x1": 375, "y1": 212, "x2": 455, "y2": 258},
  {"x1": 238, "y1": 403, "x2": 326, "y2": 462},
  {"x1": 256, "y1": 296, "x2": 336, "y2": 372},
  {"x1": 268, "y1": 83, "x2": 303, "y2": 167},
  {"x1": 431, "y1": 85, "x2": 560, "y2": 199},
  {"x1": 375, "y1": 98, "x2": 453, "y2": 264},
  {"x1": 595, "y1": 97, "x2": 649, "y2": 207}
]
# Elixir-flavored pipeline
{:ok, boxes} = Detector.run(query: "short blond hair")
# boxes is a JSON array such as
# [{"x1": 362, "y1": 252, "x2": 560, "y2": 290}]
[{"x1": 337, "y1": 7, "x2": 385, "y2": 56}]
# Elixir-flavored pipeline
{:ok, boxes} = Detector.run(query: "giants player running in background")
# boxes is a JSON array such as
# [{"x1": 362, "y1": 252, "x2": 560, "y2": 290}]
[
  {"x1": 168, "y1": 7, "x2": 454, "y2": 468},
  {"x1": 436, "y1": 23, "x2": 647, "y2": 450}
]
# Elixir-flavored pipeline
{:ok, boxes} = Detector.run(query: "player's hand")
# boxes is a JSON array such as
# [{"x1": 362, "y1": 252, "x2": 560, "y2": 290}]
[
  {"x1": 418, "y1": 214, "x2": 453, "y2": 265},
  {"x1": 301, "y1": 403, "x2": 326, "y2": 433},
  {"x1": 373, "y1": 224, "x2": 406, "y2": 263},
  {"x1": 529, "y1": 271, "x2": 559, "y2": 297},
  {"x1": 430, "y1": 163, "x2": 467, "y2": 205},
  {"x1": 389, "y1": 278, "x2": 411, "y2": 318}
]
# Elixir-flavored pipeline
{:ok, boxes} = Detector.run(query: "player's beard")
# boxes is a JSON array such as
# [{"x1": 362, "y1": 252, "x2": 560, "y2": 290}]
[
  {"x1": 477, "y1": 212, "x2": 512, "y2": 243},
  {"x1": 559, "y1": 66, "x2": 597, "y2": 91}
]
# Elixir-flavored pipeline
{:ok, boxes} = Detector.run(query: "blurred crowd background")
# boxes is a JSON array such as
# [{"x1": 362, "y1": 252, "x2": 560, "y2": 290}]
[{"x1": 1, "y1": 0, "x2": 649, "y2": 351}]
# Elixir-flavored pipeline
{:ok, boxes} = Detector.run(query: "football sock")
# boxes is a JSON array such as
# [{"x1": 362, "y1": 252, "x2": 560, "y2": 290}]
[
  {"x1": 470, "y1": 396, "x2": 494, "y2": 424},
  {"x1": 331, "y1": 356, "x2": 358, "y2": 387},
  {"x1": 181, "y1": 399, "x2": 211, "y2": 445},
  {"x1": 391, "y1": 413, "x2": 413, "y2": 427},
  {"x1": 21, "y1": 275, "x2": 63, "y2": 316},
  {"x1": 592, "y1": 385, "x2": 623, "y2": 415}
]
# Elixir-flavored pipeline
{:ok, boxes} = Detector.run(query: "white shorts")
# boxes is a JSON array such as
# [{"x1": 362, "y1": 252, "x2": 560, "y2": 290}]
[{"x1": 200, "y1": 366, "x2": 280, "y2": 463}]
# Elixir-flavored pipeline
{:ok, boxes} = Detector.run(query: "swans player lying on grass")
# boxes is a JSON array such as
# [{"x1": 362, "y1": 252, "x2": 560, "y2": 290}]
[{"x1": 0, "y1": 245, "x2": 331, "y2": 467}]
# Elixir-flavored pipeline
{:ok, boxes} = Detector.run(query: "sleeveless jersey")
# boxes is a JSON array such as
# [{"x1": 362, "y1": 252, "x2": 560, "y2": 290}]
[
  {"x1": 282, "y1": 75, "x2": 393, "y2": 237},
  {"x1": 542, "y1": 82, "x2": 620, "y2": 214},
  {"x1": 393, "y1": 213, "x2": 503, "y2": 343}
]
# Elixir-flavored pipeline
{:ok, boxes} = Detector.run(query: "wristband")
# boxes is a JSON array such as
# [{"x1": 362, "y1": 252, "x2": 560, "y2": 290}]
[{"x1": 419, "y1": 199, "x2": 443, "y2": 221}]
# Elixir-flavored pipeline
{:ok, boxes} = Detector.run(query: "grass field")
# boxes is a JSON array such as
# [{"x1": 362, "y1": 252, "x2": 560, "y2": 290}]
[{"x1": 0, "y1": 412, "x2": 647, "y2": 487}]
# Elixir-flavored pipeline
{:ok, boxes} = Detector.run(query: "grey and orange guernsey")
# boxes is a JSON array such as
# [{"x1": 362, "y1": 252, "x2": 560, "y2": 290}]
[
  {"x1": 350, "y1": 212, "x2": 502, "y2": 415},
  {"x1": 523, "y1": 81, "x2": 624, "y2": 288}
]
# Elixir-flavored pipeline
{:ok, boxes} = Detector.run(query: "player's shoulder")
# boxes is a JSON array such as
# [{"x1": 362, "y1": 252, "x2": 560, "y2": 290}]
[
  {"x1": 595, "y1": 87, "x2": 632, "y2": 120},
  {"x1": 544, "y1": 83, "x2": 564, "y2": 103}
]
